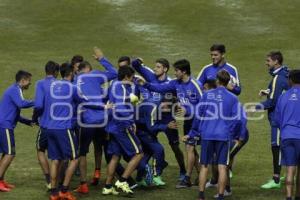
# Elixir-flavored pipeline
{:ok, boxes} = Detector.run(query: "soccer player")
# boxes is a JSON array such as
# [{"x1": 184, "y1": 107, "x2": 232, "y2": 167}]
[
  {"x1": 190, "y1": 70, "x2": 239, "y2": 200},
  {"x1": 74, "y1": 47, "x2": 117, "y2": 193},
  {"x1": 41, "y1": 63, "x2": 80, "y2": 200},
  {"x1": 132, "y1": 58, "x2": 187, "y2": 181},
  {"x1": 0, "y1": 70, "x2": 34, "y2": 192},
  {"x1": 255, "y1": 51, "x2": 289, "y2": 189},
  {"x1": 71, "y1": 55, "x2": 84, "y2": 75},
  {"x1": 197, "y1": 44, "x2": 241, "y2": 95},
  {"x1": 274, "y1": 69, "x2": 300, "y2": 200},
  {"x1": 32, "y1": 61, "x2": 60, "y2": 190},
  {"x1": 140, "y1": 59, "x2": 203, "y2": 188},
  {"x1": 103, "y1": 66, "x2": 144, "y2": 196}
]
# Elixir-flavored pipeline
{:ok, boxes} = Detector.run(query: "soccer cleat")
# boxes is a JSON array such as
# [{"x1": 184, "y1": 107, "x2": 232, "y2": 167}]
[
  {"x1": 2, "y1": 181, "x2": 15, "y2": 189},
  {"x1": 137, "y1": 179, "x2": 148, "y2": 187},
  {"x1": 205, "y1": 179, "x2": 218, "y2": 188},
  {"x1": 213, "y1": 190, "x2": 232, "y2": 198},
  {"x1": 145, "y1": 164, "x2": 153, "y2": 185},
  {"x1": 0, "y1": 181, "x2": 11, "y2": 192},
  {"x1": 178, "y1": 173, "x2": 186, "y2": 181},
  {"x1": 59, "y1": 191, "x2": 77, "y2": 200},
  {"x1": 46, "y1": 183, "x2": 51, "y2": 191},
  {"x1": 74, "y1": 183, "x2": 89, "y2": 194},
  {"x1": 49, "y1": 194, "x2": 60, "y2": 200},
  {"x1": 115, "y1": 180, "x2": 133, "y2": 195},
  {"x1": 102, "y1": 187, "x2": 119, "y2": 195},
  {"x1": 91, "y1": 170, "x2": 101, "y2": 186},
  {"x1": 261, "y1": 179, "x2": 281, "y2": 189},
  {"x1": 176, "y1": 176, "x2": 192, "y2": 189},
  {"x1": 153, "y1": 176, "x2": 166, "y2": 186}
]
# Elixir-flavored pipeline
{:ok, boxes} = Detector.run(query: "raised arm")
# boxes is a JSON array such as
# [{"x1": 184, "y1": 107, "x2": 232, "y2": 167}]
[{"x1": 132, "y1": 59, "x2": 156, "y2": 82}]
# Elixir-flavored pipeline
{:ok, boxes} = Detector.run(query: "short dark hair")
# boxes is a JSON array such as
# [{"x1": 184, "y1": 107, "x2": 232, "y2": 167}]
[
  {"x1": 267, "y1": 51, "x2": 283, "y2": 65},
  {"x1": 289, "y1": 69, "x2": 300, "y2": 84},
  {"x1": 156, "y1": 58, "x2": 170, "y2": 72},
  {"x1": 217, "y1": 70, "x2": 230, "y2": 86},
  {"x1": 118, "y1": 56, "x2": 131, "y2": 64},
  {"x1": 71, "y1": 55, "x2": 84, "y2": 66},
  {"x1": 45, "y1": 61, "x2": 60, "y2": 75},
  {"x1": 210, "y1": 44, "x2": 226, "y2": 54},
  {"x1": 118, "y1": 65, "x2": 135, "y2": 80},
  {"x1": 78, "y1": 61, "x2": 92, "y2": 71},
  {"x1": 15, "y1": 70, "x2": 32, "y2": 82},
  {"x1": 173, "y1": 59, "x2": 191, "y2": 75},
  {"x1": 60, "y1": 62, "x2": 73, "y2": 78}
]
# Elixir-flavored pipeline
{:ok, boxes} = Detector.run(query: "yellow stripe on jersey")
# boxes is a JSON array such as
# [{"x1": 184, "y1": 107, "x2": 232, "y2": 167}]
[
  {"x1": 270, "y1": 75, "x2": 278, "y2": 99},
  {"x1": 191, "y1": 79, "x2": 203, "y2": 96},
  {"x1": 150, "y1": 106, "x2": 157, "y2": 126},
  {"x1": 67, "y1": 129, "x2": 76, "y2": 159},
  {"x1": 196, "y1": 64, "x2": 211, "y2": 80},
  {"x1": 6, "y1": 129, "x2": 11, "y2": 155},
  {"x1": 121, "y1": 84, "x2": 126, "y2": 103},
  {"x1": 126, "y1": 129, "x2": 139, "y2": 154},
  {"x1": 227, "y1": 63, "x2": 240, "y2": 87}
]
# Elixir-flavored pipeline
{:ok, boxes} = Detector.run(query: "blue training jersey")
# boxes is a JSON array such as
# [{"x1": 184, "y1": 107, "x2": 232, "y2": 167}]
[
  {"x1": 197, "y1": 62, "x2": 241, "y2": 95},
  {"x1": 274, "y1": 86, "x2": 300, "y2": 140},
  {"x1": 0, "y1": 83, "x2": 34, "y2": 129}
]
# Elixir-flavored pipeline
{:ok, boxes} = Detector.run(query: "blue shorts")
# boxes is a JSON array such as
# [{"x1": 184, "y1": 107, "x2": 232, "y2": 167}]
[
  {"x1": 281, "y1": 139, "x2": 300, "y2": 166},
  {"x1": 47, "y1": 129, "x2": 78, "y2": 160},
  {"x1": 0, "y1": 128, "x2": 15, "y2": 155},
  {"x1": 79, "y1": 127, "x2": 108, "y2": 156},
  {"x1": 164, "y1": 128, "x2": 179, "y2": 145},
  {"x1": 200, "y1": 140, "x2": 230, "y2": 166},
  {"x1": 107, "y1": 128, "x2": 143, "y2": 158},
  {"x1": 36, "y1": 128, "x2": 48, "y2": 152}
]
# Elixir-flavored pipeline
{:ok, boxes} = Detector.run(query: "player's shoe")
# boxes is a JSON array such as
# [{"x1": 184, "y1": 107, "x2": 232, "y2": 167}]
[
  {"x1": 46, "y1": 183, "x2": 51, "y2": 191},
  {"x1": 261, "y1": 179, "x2": 281, "y2": 189},
  {"x1": 74, "y1": 183, "x2": 89, "y2": 194},
  {"x1": 213, "y1": 190, "x2": 232, "y2": 198},
  {"x1": 59, "y1": 191, "x2": 77, "y2": 200},
  {"x1": 178, "y1": 173, "x2": 186, "y2": 181},
  {"x1": 115, "y1": 180, "x2": 133, "y2": 195},
  {"x1": 176, "y1": 176, "x2": 192, "y2": 189},
  {"x1": 145, "y1": 164, "x2": 153, "y2": 185},
  {"x1": 102, "y1": 187, "x2": 119, "y2": 195},
  {"x1": 2, "y1": 181, "x2": 15, "y2": 189},
  {"x1": 0, "y1": 181, "x2": 11, "y2": 192},
  {"x1": 205, "y1": 179, "x2": 218, "y2": 188},
  {"x1": 153, "y1": 176, "x2": 166, "y2": 186},
  {"x1": 91, "y1": 170, "x2": 101, "y2": 186},
  {"x1": 137, "y1": 179, "x2": 148, "y2": 187},
  {"x1": 49, "y1": 194, "x2": 60, "y2": 200}
]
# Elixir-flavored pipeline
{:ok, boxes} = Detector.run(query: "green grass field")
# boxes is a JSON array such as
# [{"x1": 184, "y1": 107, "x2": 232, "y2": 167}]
[{"x1": 1, "y1": 0, "x2": 300, "y2": 199}]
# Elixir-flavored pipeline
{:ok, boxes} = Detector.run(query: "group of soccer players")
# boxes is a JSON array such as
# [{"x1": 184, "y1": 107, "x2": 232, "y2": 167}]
[{"x1": 0, "y1": 44, "x2": 299, "y2": 200}]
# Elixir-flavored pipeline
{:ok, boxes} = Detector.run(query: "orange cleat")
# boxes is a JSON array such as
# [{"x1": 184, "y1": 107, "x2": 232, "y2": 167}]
[
  {"x1": 3, "y1": 181, "x2": 15, "y2": 189},
  {"x1": 59, "y1": 191, "x2": 77, "y2": 200},
  {"x1": 0, "y1": 181, "x2": 11, "y2": 192},
  {"x1": 49, "y1": 194, "x2": 60, "y2": 200},
  {"x1": 91, "y1": 170, "x2": 101, "y2": 186},
  {"x1": 74, "y1": 183, "x2": 89, "y2": 194}
]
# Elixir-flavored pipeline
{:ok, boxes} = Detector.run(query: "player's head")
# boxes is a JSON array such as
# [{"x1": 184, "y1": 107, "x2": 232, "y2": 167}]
[
  {"x1": 60, "y1": 62, "x2": 74, "y2": 81},
  {"x1": 15, "y1": 70, "x2": 32, "y2": 90},
  {"x1": 78, "y1": 61, "x2": 92, "y2": 73},
  {"x1": 288, "y1": 69, "x2": 300, "y2": 86},
  {"x1": 154, "y1": 58, "x2": 169, "y2": 77},
  {"x1": 173, "y1": 59, "x2": 191, "y2": 80},
  {"x1": 266, "y1": 51, "x2": 283, "y2": 69},
  {"x1": 204, "y1": 79, "x2": 217, "y2": 90},
  {"x1": 45, "y1": 60, "x2": 60, "y2": 78},
  {"x1": 216, "y1": 70, "x2": 230, "y2": 87},
  {"x1": 210, "y1": 44, "x2": 226, "y2": 66},
  {"x1": 118, "y1": 56, "x2": 131, "y2": 68},
  {"x1": 71, "y1": 55, "x2": 84, "y2": 73},
  {"x1": 118, "y1": 65, "x2": 135, "y2": 82}
]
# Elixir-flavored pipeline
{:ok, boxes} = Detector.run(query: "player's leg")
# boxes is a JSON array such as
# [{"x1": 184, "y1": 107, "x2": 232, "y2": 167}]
[
  {"x1": 285, "y1": 166, "x2": 296, "y2": 200},
  {"x1": 295, "y1": 164, "x2": 300, "y2": 200},
  {"x1": 0, "y1": 128, "x2": 16, "y2": 192}
]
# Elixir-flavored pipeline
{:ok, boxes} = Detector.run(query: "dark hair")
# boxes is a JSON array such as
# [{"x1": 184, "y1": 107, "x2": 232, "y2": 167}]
[
  {"x1": 173, "y1": 59, "x2": 191, "y2": 75},
  {"x1": 217, "y1": 70, "x2": 230, "y2": 86},
  {"x1": 156, "y1": 58, "x2": 170, "y2": 72},
  {"x1": 60, "y1": 62, "x2": 73, "y2": 78},
  {"x1": 45, "y1": 61, "x2": 60, "y2": 75},
  {"x1": 118, "y1": 56, "x2": 131, "y2": 65},
  {"x1": 15, "y1": 70, "x2": 32, "y2": 82},
  {"x1": 71, "y1": 55, "x2": 84, "y2": 66},
  {"x1": 118, "y1": 65, "x2": 135, "y2": 80},
  {"x1": 210, "y1": 44, "x2": 226, "y2": 54},
  {"x1": 267, "y1": 51, "x2": 283, "y2": 65},
  {"x1": 289, "y1": 69, "x2": 300, "y2": 84},
  {"x1": 78, "y1": 61, "x2": 92, "y2": 71},
  {"x1": 205, "y1": 79, "x2": 217, "y2": 89}
]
